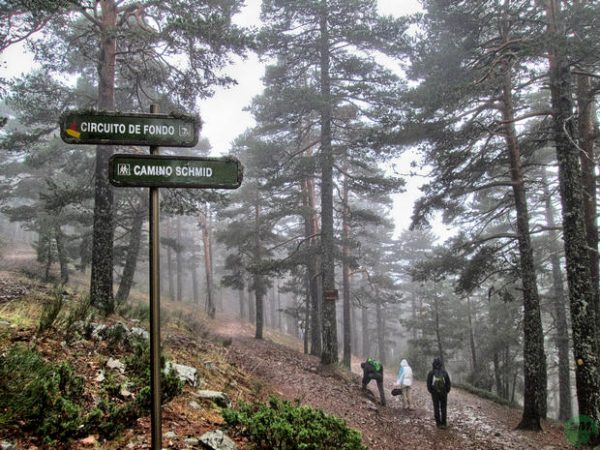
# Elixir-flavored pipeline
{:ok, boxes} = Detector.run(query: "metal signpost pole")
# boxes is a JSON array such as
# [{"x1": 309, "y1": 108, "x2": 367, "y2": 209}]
[{"x1": 149, "y1": 104, "x2": 162, "y2": 450}]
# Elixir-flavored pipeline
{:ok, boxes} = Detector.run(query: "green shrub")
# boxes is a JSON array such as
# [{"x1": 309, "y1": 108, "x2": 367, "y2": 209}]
[
  {"x1": 223, "y1": 396, "x2": 367, "y2": 450},
  {"x1": 119, "y1": 301, "x2": 150, "y2": 324},
  {"x1": 0, "y1": 346, "x2": 85, "y2": 445},
  {"x1": 0, "y1": 341, "x2": 184, "y2": 444},
  {"x1": 92, "y1": 398, "x2": 141, "y2": 440},
  {"x1": 89, "y1": 339, "x2": 182, "y2": 440},
  {"x1": 38, "y1": 289, "x2": 65, "y2": 333},
  {"x1": 123, "y1": 337, "x2": 183, "y2": 406},
  {"x1": 62, "y1": 294, "x2": 94, "y2": 342},
  {"x1": 104, "y1": 322, "x2": 130, "y2": 352}
]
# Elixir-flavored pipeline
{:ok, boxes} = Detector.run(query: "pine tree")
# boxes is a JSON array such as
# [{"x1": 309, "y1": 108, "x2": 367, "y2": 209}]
[
  {"x1": 543, "y1": 0, "x2": 600, "y2": 439},
  {"x1": 259, "y1": 0, "x2": 407, "y2": 364},
  {"x1": 1, "y1": 0, "x2": 250, "y2": 314}
]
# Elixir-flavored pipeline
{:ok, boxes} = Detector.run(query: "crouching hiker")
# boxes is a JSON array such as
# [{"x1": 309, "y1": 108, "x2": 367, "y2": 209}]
[
  {"x1": 361, "y1": 357, "x2": 386, "y2": 406},
  {"x1": 427, "y1": 357, "x2": 451, "y2": 428}
]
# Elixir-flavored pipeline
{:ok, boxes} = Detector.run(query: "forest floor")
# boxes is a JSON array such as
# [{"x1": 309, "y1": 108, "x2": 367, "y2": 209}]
[
  {"x1": 216, "y1": 319, "x2": 571, "y2": 450},
  {"x1": 0, "y1": 245, "x2": 578, "y2": 449}
]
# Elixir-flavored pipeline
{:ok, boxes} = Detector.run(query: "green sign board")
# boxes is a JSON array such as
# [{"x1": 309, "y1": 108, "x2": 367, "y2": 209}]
[
  {"x1": 60, "y1": 110, "x2": 200, "y2": 147},
  {"x1": 109, "y1": 154, "x2": 243, "y2": 189}
]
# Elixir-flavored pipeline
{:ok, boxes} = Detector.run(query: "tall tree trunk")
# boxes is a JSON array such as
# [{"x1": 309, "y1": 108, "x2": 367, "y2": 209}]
[
  {"x1": 248, "y1": 282, "x2": 255, "y2": 325},
  {"x1": 269, "y1": 285, "x2": 276, "y2": 329},
  {"x1": 90, "y1": 0, "x2": 117, "y2": 314},
  {"x1": 504, "y1": 346, "x2": 511, "y2": 400},
  {"x1": 176, "y1": 216, "x2": 183, "y2": 302},
  {"x1": 191, "y1": 258, "x2": 199, "y2": 305},
  {"x1": 78, "y1": 233, "x2": 91, "y2": 273},
  {"x1": 351, "y1": 302, "x2": 360, "y2": 356},
  {"x1": 411, "y1": 293, "x2": 418, "y2": 342},
  {"x1": 276, "y1": 280, "x2": 282, "y2": 331},
  {"x1": 376, "y1": 298, "x2": 385, "y2": 364},
  {"x1": 545, "y1": 0, "x2": 600, "y2": 440},
  {"x1": 433, "y1": 295, "x2": 444, "y2": 364},
  {"x1": 466, "y1": 296, "x2": 477, "y2": 372},
  {"x1": 200, "y1": 205, "x2": 215, "y2": 318},
  {"x1": 493, "y1": 351, "x2": 503, "y2": 398},
  {"x1": 54, "y1": 223, "x2": 69, "y2": 285},
  {"x1": 319, "y1": 0, "x2": 338, "y2": 365},
  {"x1": 499, "y1": 49, "x2": 547, "y2": 427},
  {"x1": 542, "y1": 169, "x2": 572, "y2": 421},
  {"x1": 302, "y1": 176, "x2": 322, "y2": 356},
  {"x1": 342, "y1": 178, "x2": 352, "y2": 369},
  {"x1": 254, "y1": 195, "x2": 264, "y2": 339},
  {"x1": 116, "y1": 196, "x2": 146, "y2": 303},
  {"x1": 576, "y1": 72, "x2": 599, "y2": 343},
  {"x1": 304, "y1": 276, "x2": 311, "y2": 353},
  {"x1": 44, "y1": 235, "x2": 52, "y2": 282},
  {"x1": 361, "y1": 305, "x2": 369, "y2": 358},
  {"x1": 238, "y1": 286, "x2": 245, "y2": 320}
]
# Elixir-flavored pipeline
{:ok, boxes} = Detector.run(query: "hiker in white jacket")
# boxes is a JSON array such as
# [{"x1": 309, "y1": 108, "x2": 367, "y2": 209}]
[{"x1": 396, "y1": 359, "x2": 414, "y2": 409}]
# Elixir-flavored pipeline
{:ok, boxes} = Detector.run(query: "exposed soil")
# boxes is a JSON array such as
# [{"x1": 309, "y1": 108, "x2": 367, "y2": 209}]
[{"x1": 216, "y1": 319, "x2": 571, "y2": 450}]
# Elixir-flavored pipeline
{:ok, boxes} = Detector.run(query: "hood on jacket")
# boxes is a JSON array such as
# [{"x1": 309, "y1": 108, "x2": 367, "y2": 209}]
[
  {"x1": 432, "y1": 357, "x2": 443, "y2": 369},
  {"x1": 400, "y1": 359, "x2": 408, "y2": 368}
]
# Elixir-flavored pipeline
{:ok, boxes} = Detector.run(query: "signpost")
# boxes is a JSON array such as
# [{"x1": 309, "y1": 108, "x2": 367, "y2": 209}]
[
  {"x1": 109, "y1": 154, "x2": 243, "y2": 189},
  {"x1": 61, "y1": 107, "x2": 241, "y2": 450},
  {"x1": 60, "y1": 110, "x2": 200, "y2": 147}
]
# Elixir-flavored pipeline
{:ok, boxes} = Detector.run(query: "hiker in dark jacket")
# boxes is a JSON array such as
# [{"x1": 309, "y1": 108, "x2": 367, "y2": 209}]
[
  {"x1": 361, "y1": 357, "x2": 386, "y2": 406},
  {"x1": 426, "y1": 357, "x2": 451, "y2": 428}
]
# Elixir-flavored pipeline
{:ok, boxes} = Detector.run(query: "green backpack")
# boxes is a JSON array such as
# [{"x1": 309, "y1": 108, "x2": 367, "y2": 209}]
[
  {"x1": 432, "y1": 372, "x2": 446, "y2": 394},
  {"x1": 368, "y1": 358, "x2": 382, "y2": 372}
]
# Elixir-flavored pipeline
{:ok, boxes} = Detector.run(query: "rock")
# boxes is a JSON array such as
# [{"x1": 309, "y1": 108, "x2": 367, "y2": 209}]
[
  {"x1": 166, "y1": 361, "x2": 198, "y2": 386},
  {"x1": 95, "y1": 370, "x2": 106, "y2": 383},
  {"x1": 199, "y1": 430, "x2": 237, "y2": 450},
  {"x1": 129, "y1": 327, "x2": 149, "y2": 341},
  {"x1": 1, "y1": 441, "x2": 17, "y2": 450},
  {"x1": 0, "y1": 320, "x2": 11, "y2": 327},
  {"x1": 106, "y1": 357, "x2": 125, "y2": 373},
  {"x1": 184, "y1": 437, "x2": 200, "y2": 446},
  {"x1": 164, "y1": 431, "x2": 177, "y2": 439},
  {"x1": 91, "y1": 323, "x2": 108, "y2": 339},
  {"x1": 79, "y1": 435, "x2": 97, "y2": 446},
  {"x1": 189, "y1": 400, "x2": 201, "y2": 410},
  {"x1": 120, "y1": 387, "x2": 133, "y2": 398},
  {"x1": 195, "y1": 390, "x2": 232, "y2": 408}
]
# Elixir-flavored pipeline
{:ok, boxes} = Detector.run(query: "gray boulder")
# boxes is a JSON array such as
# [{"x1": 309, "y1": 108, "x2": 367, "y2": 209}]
[
  {"x1": 195, "y1": 390, "x2": 231, "y2": 408},
  {"x1": 199, "y1": 430, "x2": 236, "y2": 450},
  {"x1": 165, "y1": 361, "x2": 199, "y2": 387}
]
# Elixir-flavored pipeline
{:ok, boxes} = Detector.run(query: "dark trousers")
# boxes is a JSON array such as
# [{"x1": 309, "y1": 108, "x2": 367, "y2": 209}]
[
  {"x1": 362, "y1": 372, "x2": 386, "y2": 405},
  {"x1": 432, "y1": 393, "x2": 447, "y2": 425}
]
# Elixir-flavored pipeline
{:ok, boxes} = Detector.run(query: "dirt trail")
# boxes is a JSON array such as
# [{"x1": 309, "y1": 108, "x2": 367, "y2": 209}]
[{"x1": 215, "y1": 319, "x2": 569, "y2": 450}]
